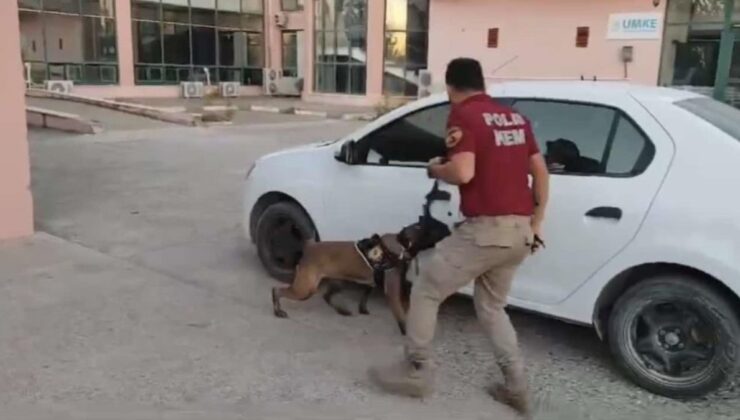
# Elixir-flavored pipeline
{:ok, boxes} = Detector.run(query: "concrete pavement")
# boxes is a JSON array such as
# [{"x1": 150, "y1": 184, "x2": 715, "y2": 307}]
[
  {"x1": 0, "y1": 233, "x2": 519, "y2": 419},
  {"x1": 6, "y1": 117, "x2": 737, "y2": 419}
]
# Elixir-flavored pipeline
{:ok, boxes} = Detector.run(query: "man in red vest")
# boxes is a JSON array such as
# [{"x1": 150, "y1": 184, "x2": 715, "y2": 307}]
[{"x1": 369, "y1": 58, "x2": 550, "y2": 418}]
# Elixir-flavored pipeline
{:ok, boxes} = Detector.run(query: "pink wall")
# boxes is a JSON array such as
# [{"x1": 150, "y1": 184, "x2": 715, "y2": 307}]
[
  {"x1": 429, "y1": 0, "x2": 665, "y2": 86},
  {"x1": 116, "y1": 0, "x2": 135, "y2": 87},
  {"x1": 265, "y1": 0, "x2": 306, "y2": 73},
  {"x1": 1, "y1": 1, "x2": 33, "y2": 240}
]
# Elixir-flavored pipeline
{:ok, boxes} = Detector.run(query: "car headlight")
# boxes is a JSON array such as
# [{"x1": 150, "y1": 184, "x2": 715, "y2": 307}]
[{"x1": 245, "y1": 162, "x2": 256, "y2": 179}]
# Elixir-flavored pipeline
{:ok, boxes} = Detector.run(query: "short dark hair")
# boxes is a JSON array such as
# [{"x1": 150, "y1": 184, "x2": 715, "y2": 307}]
[{"x1": 445, "y1": 58, "x2": 485, "y2": 91}]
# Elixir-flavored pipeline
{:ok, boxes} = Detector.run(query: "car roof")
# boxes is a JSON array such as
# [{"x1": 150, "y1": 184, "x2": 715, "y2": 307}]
[{"x1": 422, "y1": 81, "x2": 702, "y2": 105}]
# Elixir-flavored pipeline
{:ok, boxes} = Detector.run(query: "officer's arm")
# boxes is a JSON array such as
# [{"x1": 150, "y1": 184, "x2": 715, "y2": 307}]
[
  {"x1": 428, "y1": 152, "x2": 475, "y2": 185},
  {"x1": 431, "y1": 110, "x2": 475, "y2": 185}
]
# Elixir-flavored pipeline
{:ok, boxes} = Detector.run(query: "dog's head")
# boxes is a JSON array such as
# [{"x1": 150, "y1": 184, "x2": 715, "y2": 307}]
[
  {"x1": 546, "y1": 138, "x2": 580, "y2": 166},
  {"x1": 397, "y1": 216, "x2": 452, "y2": 257}
]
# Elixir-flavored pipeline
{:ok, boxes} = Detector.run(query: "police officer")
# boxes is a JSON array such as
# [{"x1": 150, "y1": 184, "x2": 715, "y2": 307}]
[{"x1": 369, "y1": 58, "x2": 550, "y2": 418}]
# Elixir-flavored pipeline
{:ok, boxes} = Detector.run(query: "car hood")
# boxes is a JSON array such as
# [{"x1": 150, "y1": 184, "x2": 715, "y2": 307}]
[{"x1": 259, "y1": 139, "x2": 338, "y2": 161}]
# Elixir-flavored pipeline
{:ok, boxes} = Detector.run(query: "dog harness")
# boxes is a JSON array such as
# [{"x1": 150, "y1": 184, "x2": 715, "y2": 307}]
[
  {"x1": 355, "y1": 234, "x2": 407, "y2": 289},
  {"x1": 354, "y1": 181, "x2": 454, "y2": 288}
]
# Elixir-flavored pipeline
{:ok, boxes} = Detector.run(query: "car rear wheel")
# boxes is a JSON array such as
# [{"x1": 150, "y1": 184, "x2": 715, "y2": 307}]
[
  {"x1": 608, "y1": 276, "x2": 740, "y2": 398},
  {"x1": 255, "y1": 202, "x2": 316, "y2": 283}
]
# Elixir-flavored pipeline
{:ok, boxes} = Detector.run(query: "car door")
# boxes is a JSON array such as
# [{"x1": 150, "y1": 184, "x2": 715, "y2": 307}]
[
  {"x1": 325, "y1": 103, "x2": 462, "y2": 241},
  {"x1": 492, "y1": 95, "x2": 673, "y2": 306}
]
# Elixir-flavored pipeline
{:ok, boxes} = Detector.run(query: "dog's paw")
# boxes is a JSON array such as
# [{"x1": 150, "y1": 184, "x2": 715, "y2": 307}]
[
  {"x1": 359, "y1": 307, "x2": 370, "y2": 315},
  {"x1": 335, "y1": 307, "x2": 353, "y2": 317},
  {"x1": 274, "y1": 309, "x2": 289, "y2": 319}
]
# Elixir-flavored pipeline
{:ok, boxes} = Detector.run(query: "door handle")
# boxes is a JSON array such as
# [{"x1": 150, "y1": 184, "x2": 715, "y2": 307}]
[{"x1": 585, "y1": 206, "x2": 622, "y2": 220}]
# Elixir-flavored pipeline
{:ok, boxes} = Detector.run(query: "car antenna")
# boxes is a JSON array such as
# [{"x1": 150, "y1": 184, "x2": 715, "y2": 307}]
[{"x1": 489, "y1": 55, "x2": 519, "y2": 77}]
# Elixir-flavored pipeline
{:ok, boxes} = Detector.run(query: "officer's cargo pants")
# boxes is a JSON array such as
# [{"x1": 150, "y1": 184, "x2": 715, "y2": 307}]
[{"x1": 405, "y1": 215, "x2": 532, "y2": 391}]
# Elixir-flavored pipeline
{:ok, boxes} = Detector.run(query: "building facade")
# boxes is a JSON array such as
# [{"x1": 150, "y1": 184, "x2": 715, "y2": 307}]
[
  {"x1": 2, "y1": 1, "x2": 33, "y2": 240},
  {"x1": 4, "y1": 0, "x2": 739, "y2": 239},
  {"x1": 15, "y1": 0, "x2": 740, "y2": 104}
]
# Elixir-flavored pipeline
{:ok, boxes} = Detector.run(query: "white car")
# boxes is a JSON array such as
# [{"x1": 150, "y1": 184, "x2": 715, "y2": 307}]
[{"x1": 243, "y1": 81, "x2": 740, "y2": 398}]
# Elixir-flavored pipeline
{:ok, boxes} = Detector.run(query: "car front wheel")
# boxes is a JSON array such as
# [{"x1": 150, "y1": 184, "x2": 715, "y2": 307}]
[
  {"x1": 608, "y1": 276, "x2": 740, "y2": 398},
  {"x1": 255, "y1": 201, "x2": 316, "y2": 283}
]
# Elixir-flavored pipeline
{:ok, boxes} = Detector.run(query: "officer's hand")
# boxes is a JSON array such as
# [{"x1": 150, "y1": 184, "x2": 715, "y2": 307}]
[
  {"x1": 531, "y1": 223, "x2": 545, "y2": 254},
  {"x1": 427, "y1": 157, "x2": 445, "y2": 179},
  {"x1": 427, "y1": 164, "x2": 440, "y2": 179}
]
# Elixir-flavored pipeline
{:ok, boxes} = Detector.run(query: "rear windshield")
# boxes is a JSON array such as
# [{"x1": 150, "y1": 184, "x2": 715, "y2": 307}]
[{"x1": 675, "y1": 97, "x2": 740, "y2": 142}]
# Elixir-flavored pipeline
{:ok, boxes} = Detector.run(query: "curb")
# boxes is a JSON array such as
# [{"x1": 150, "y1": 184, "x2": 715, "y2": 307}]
[
  {"x1": 249, "y1": 104, "x2": 292, "y2": 113},
  {"x1": 246, "y1": 104, "x2": 377, "y2": 121},
  {"x1": 158, "y1": 106, "x2": 188, "y2": 113},
  {"x1": 203, "y1": 105, "x2": 239, "y2": 112},
  {"x1": 26, "y1": 89, "x2": 197, "y2": 127},
  {"x1": 341, "y1": 112, "x2": 377, "y2": 121},
  {"x1": 26, "y1": 106, "x2": 103, "y2": 134},
  {"x1": 294, "y1": 108, "x2": 329, "y2": 118}
]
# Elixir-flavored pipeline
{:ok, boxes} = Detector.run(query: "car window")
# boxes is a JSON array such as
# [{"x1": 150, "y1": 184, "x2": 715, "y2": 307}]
[
  {"x1": 606, "y1": 116, "x2": 653, "y2": 175},
  {"x1": 512, "y1": 100, "x2": 613, "y2": 174},
  {"x1": 356, "y1": 104, "x2": 450, "y2": 165},
  {"x1": 512, "y1": 99, "x2": 653, "y2": 176},
  {"x1": 675, "y1": 97, "x2": 740, "y2": 142}
]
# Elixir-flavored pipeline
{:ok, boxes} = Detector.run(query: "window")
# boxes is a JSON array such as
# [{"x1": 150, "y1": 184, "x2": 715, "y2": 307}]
[
  {"x1": 281, "y1": 0, "x2": 303, "y2": 11},
  {"x1": 575, "y1": 26, "x2": 589, "y2": 48},
  {"x1": 383, "y1": 0, "x2": 429, "y2": 96},
  {"x1": 314, "y1": 0, "x2": 367, "y2": 95},
  {"x1": 19, "y1": 0, "x2": 42, "y2": 9},
  {"x1": 132, "y1": 0, "x2": 264, "y2": 86},
  {"x1": 18, "y1": 0, "x2": 119, "y2": 85},
  {"x1": 487, "y1": 28, "x2": 499, "y2": 48},
  {"x1": 606, "y1": 117, "x2": 651, "y2": 174},
  {"x1": 281, "y1": 30, "x2": 298, "y2": 77},
  {"x1": 356, "y1": 104, "x2": 450, "y2": 165},
  {"x1": 659, "y1": 0, "x2": 740, "y2": 96},
  {"x1": 512, "y1": 99, "x2": 654, "y2": 176},
  {"x1": 677, "y1": 97, "x2": 740, "y2": 141}
]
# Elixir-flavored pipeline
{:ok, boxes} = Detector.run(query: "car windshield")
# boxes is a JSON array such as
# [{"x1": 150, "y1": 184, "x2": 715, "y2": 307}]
[{"x1": 675, "y1": 97, "x2": 740, "y2": 142}]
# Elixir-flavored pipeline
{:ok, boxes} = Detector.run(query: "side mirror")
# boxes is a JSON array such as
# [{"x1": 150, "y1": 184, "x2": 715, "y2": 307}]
[{"x1": 335, "y1": 140, "x2": 356, "y2": 164}]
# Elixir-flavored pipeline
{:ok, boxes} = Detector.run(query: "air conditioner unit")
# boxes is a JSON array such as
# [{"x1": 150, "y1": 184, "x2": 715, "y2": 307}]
[
  {"x1": 181, "y1": 81, "x2": 205, "y2": 98},
  {"x1": 274, "y1": 77, "x2": 303, "y2": 96},
  {"x1": 263, "y1": 69, "x2": 302, "y2": 97},
  {"x1": 274, "y1": 12, "x2": 288, "y2": 28},
  {"x1": 44, "y1": 80, "x2": 74, "y2": 94},
  {"x1": 219, "y1": 81, "x2": 241, "y2": 98},
  {"x1": 417, "y1": 70, "x2": 433, "y2": 99},
  {"x1": 263, "y1": 68, "x2": 281, "y2": 95}
]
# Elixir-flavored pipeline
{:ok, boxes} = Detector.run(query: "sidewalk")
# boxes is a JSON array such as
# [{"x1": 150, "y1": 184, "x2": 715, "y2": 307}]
[
  {"x1": 27, "y1": 97, "x2": 175, "y2": 132},
  {"x1": 0, "y1": 233, "x2": 517, "y2": 419},
  {"x1": 118, "y1": 96, "x2": 380, "y2": 121}
]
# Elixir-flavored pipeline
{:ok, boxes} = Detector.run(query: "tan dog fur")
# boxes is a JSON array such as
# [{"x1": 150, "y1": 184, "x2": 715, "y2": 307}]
[{"x1": 271, "y1": 233, "x2": 410, "y2": 334}]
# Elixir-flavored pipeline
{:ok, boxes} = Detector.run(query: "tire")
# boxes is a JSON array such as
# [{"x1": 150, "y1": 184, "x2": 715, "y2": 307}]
[
  {"x1": 608, "y1": 276, "x2": 740, "y2": 398},
  {"x1": 255, "y1": 201, "x2": 316, "y2": 283}
]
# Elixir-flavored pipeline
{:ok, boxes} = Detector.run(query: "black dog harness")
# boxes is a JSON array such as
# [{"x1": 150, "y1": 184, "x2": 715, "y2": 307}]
[{"x1": 355, "y1": 181, "x2": 453, "y2": 288}]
